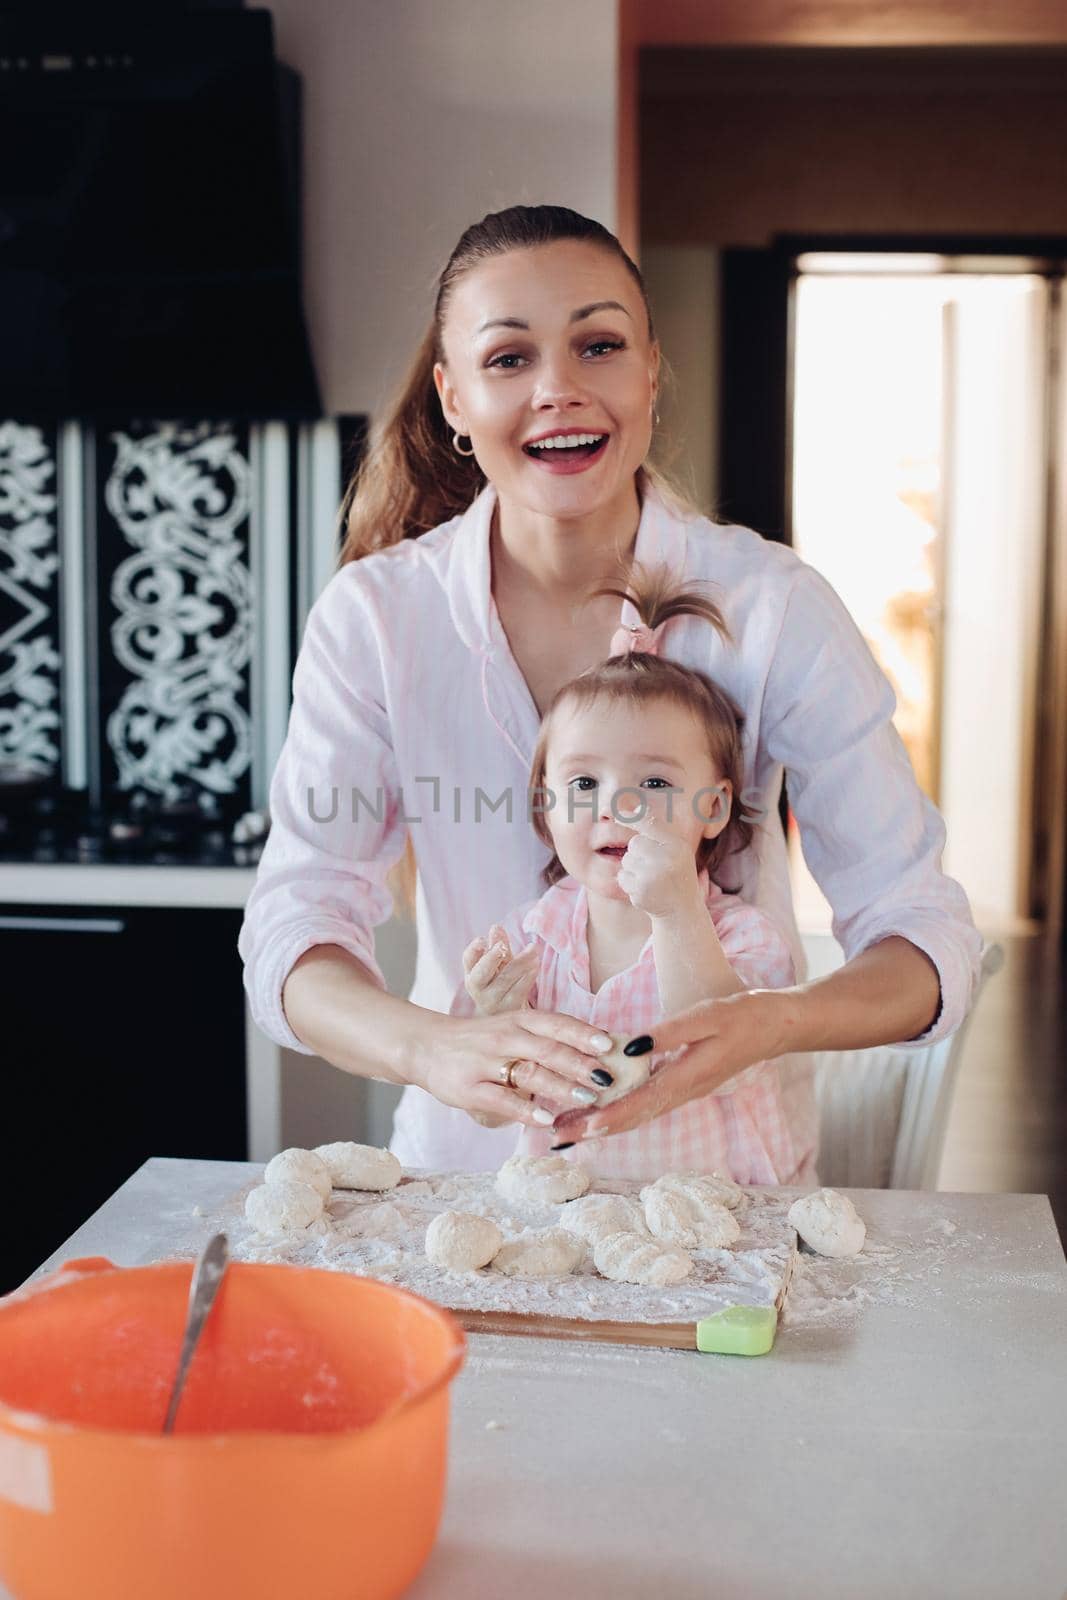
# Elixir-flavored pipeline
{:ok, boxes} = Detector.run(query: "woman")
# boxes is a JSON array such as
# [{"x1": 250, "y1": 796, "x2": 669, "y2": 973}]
[{"x1": 239, "y1": 204, "x2": 982, "y2": 1179}]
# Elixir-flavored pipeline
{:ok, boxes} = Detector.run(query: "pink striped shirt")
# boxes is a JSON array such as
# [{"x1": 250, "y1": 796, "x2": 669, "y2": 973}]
[
  {"x1": 238, "y1": 480, "x2": 984, "y2": 1180},
  {"x1": 450, "y1": 872, "x2": 799, "y2": 1184}
]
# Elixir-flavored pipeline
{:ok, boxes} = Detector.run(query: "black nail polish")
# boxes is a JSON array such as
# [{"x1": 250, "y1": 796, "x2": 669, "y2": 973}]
[
  {"x1": 590, "y1": 1068, "x2": 614, "y2": 1087},
  {"x1": 623, "y1": 1035, "x2": 654, "y2": 1057},
  {"x1": 551, "y1": 1141, "x2": 575, "y2": 1152}
]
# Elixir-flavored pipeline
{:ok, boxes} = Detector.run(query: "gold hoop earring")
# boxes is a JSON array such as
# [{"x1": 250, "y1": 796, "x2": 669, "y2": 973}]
[{"x1": 452, "y1": 431, "x2": 476, "y2": 458}]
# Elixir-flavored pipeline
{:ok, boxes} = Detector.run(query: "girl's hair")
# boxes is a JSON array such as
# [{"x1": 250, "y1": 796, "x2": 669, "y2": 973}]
[
  {"x1": 338, "y1": 202, "x2": 692, "y2": 564},
  {"x1": 342, "y1": 202, "x2": 700, "y2": 917},
  {"x1": 529, "y1": 564, "x2": 753, "y2": 892}
]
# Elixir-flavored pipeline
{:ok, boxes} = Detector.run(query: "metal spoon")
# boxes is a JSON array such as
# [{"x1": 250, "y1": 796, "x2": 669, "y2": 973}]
[{"x1": 162, "y1": 1231, "x2": 230, "y2": 1435}]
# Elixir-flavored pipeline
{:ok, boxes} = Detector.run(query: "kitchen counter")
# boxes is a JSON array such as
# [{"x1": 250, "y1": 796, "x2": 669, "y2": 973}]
[
  {"x1": 10, "y1": 1158, "x2": 1067, "y2": 1600},
  {"x1": 0, "y1": 862, "x2": 257, "y2": 909}
]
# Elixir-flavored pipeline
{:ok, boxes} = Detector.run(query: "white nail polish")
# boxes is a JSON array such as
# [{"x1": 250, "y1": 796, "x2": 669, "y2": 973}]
[
  {"x1": 571, "y1": 1086, "x2": 598, "y2": 1105},
  {"x1": 532, "y1": 1108, "x2": 555, "y2": 1125},
  {"x1": 590, "y1": 1034, "x2": 613, "y2": 1052}
]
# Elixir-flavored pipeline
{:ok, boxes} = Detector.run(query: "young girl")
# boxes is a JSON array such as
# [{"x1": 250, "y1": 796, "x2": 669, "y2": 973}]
[{"x1": 452, "y1": 565, "x2": 796, "y2": 1184}]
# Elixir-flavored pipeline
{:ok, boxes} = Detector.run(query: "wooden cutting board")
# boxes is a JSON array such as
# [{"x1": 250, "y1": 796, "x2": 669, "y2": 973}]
[{"x1": 218, "y1": 1170, "x2": 799, "y2": 1352}]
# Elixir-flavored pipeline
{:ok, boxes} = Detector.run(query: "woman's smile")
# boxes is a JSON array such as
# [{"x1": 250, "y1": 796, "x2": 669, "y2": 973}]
[{"x1": 521, "y1": 429, "x2": 611, "y2": 475}]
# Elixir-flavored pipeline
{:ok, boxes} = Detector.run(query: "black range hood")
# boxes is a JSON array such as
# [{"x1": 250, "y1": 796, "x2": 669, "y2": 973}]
[{"x1": 0, "y1": 6, "x2": 321, "y2": 420}]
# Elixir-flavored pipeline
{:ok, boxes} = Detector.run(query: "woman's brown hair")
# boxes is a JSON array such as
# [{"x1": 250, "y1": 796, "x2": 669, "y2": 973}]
[{"x1": 529, "y1": 564, "x2": 753, "y2": 892}]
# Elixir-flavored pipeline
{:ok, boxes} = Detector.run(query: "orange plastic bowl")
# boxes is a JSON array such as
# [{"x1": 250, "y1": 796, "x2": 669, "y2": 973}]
[{"x1": 0, "y1": 1254, "x2": 465, "y2": 1600}]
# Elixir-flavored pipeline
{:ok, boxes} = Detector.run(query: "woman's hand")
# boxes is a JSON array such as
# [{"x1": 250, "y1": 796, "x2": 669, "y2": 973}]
[
  {"x1": 412, "y1": 1006, "x2": 615, "y2": 1132},
  {"x1": 463, "y1": 924, "x2": 539, "y2": 1016},
  {"x1": 550, "y1": 987, "x2": 795, "y2": 1142}
]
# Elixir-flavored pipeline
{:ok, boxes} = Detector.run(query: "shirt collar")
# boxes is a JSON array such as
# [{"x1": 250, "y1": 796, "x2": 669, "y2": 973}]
[
  {"x1": 525, "y1": 868, "x2": 720, "y2": 987},
  {"x1": 442, "y1": 475, "x2": 691, "y2": 654}
]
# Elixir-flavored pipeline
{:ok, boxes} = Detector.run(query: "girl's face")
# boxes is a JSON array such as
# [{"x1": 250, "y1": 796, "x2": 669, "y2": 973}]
[
  {"x1": 433, "y1": 240, "x2": 659, "y2": 521},
  {"x1": 541, "y1": 696, "x2": 731, "y2": 900}
]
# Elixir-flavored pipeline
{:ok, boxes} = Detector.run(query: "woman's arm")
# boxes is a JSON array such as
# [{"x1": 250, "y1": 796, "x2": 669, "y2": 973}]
[
  {"x1": 282, "y1": 943, "x2": 617, "y2": 1129},
  {"x1": 240, "y1": 572, "x2": 612, "y2": 1126},
  {"x1": 552, "y1": 934, "x2": 940, "y2": 1142}
]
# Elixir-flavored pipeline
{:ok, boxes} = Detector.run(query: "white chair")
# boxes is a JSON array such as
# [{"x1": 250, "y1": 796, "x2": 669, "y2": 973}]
[{"x1": 801, "y1": 936, "x2": 1005, "y2": 1190}]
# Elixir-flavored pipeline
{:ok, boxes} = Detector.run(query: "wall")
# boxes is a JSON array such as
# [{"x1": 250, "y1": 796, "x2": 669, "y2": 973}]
[
  {"x1": 640, "y1": 246, "x2": 719, "y2": 517},
  {"x1": 640, "y1": 47, "x2": 1067, "y2": 247},
  {"x1": 263, "y1": 0, "x2": 620, "y2": 418}
]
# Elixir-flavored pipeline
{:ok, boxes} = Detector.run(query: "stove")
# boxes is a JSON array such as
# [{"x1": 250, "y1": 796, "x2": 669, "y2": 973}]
[{"x1": 0, "y1": 783, "x2": 268, "y2": 868}]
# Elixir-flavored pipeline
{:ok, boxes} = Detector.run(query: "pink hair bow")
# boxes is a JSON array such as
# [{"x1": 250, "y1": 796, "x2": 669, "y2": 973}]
[{"x1": 610, "y1": 621, "x2": 661, "y2": 658}]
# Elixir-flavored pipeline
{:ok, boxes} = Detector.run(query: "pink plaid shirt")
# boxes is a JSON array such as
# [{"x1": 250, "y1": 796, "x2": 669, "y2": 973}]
[{"x1": 450, "y1": 872, "x2": 799, "y2": 1183}]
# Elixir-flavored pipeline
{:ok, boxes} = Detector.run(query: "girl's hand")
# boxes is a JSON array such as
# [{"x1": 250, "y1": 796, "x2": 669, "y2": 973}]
[
  {"x1": 462, "y1": 924, "x2": 539, "y2": 1016},
  {"x1": 414, "y1": 1007, "x2": 615, "y2": 1133},
  {"x1": 550, "y1": 987, "x2": 793, "y2": 1142},
  {"x1": 616, "y1": 808, "x2": 702, "y2": 919}
]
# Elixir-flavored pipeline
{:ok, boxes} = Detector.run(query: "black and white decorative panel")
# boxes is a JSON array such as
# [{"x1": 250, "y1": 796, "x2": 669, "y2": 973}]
[
  {"x1": 0, "y1": 423, "x2": 62, "y2": 774},
  {"x1": 94, "y1": 422, "x2": 254, "y2": 810}
]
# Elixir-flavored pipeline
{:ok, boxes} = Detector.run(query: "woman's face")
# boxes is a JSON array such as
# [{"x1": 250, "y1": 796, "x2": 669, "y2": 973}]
[{"x1": 433, "y1": 240, "x2": 659, "y2": 521}]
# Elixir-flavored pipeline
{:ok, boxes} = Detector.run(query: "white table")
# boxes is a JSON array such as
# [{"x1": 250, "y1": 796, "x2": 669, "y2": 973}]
[{"x1": 9, "y1": 1158, "x2": 1067, "y2": 1600}]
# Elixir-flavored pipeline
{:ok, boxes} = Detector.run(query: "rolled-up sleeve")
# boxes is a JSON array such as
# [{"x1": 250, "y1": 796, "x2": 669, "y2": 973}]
[
  {"x1": 239, "y1": 568, "x2": 408, "y2": 1052},
  {"x1": 761, "y1": 565, "x2": 983, "y2": 1046}
]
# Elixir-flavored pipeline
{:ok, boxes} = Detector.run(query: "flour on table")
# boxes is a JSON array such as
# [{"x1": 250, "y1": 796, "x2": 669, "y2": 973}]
[{"x1": 187, "y1": 1170, "x2": 795, "y2": 1329}]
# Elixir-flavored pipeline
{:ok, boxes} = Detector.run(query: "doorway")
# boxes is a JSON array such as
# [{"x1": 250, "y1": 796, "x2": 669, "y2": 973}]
[{"x1": 718, "y1": 236, "x2": 1067, "y2": 941}]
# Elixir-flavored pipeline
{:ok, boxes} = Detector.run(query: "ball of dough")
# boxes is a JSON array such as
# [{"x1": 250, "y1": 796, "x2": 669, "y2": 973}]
[
  {"x1": 583, "y1": 1037, "x2": 652, "y2": 1106},
  {"x1": 593, "y1": 1230, "x2": 692, "y2": 1287},
  {"x1": 245, "y1": 1179, "x2": 324, "y2": 1235},
  {"x1": 263, "y1": 1147, "x2": 333, "y2": 1202},
  {"x1": 646, "y1": 1170, "x2": 745, "y2": 1211},
  {"x1": 496, "y1": 1153, "x2": 590, "y2": 1206},
  {"x1": 640, "y1": 1183, "x2": 741, "y2": 1250},
  {"x1": 491, "y1": 1228, "x2": 585, "y2": 1278},
  {"x1": 788, "y1": 1189, "x2": 866, "y2": 1258},
  {"x1": 425, "y1": 1210, "x2": 503, "y2": 1272},
  {"x1": 558, "y1": 1192, "x2": 649, "y2": 1246},
  {"x1": 313, "y1": 1142, "x2": 402, "y2": 1192}
]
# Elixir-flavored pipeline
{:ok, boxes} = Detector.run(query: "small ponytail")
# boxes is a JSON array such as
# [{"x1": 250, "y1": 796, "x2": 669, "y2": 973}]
[{"x1": 529, "y1": 564, "x2": 753, "y2": 892}]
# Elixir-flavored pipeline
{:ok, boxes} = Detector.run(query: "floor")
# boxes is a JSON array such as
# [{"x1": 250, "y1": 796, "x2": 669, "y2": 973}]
[
  {"x1": 936, "y1": 932, "x2": 1067, "y2": 1245},
  {"x1": 790, "y1": 836, "x2": 1067, "y2": 1245}
]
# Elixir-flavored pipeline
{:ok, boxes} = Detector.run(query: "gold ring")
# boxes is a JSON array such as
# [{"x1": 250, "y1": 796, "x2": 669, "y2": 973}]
[{"x1": 501, "y1": 1061, "x2": 518, "y2": 1089}]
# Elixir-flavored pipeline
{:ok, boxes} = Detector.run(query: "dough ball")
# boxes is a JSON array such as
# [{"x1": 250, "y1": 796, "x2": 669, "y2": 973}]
[
  {"x1": 788, "y1": 1189, "x2": 866, "y2": 1258},
  {"x1": 313, "y1": 1142, "x2": 402, "y2": 1192},
  {"x1": 584, "y1": 1037, "x2": 652, "y2": 1106},
  {"x1": 491, "y1": 1228, "x2": 585, "y2": 1278},
  {"x1": 245, "y1": 1179, "x2": 324, "y2": 1235},
  {"x1": 592, "y1": 1230, "x2": 692, "y2": 1288},
  {"x1": 425, "y1": 1211, "x2": 502, "y2": 1272},
  {"x1": 263, "y1": 1147, "x2": 333, "y2": 1202},
  {"x1": 559, "y1": 1192, "x2": 649, "y2": 1247},
  {"x1": 640, "y1": 1184, "x2": 741, "y2": 1250},
  {"x1": 646, "y1": 1170, "x2": 745, "y2": 1212},
  {"x1": 496, "y1": 1153, "x2": 590, "y2": 1206}
]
